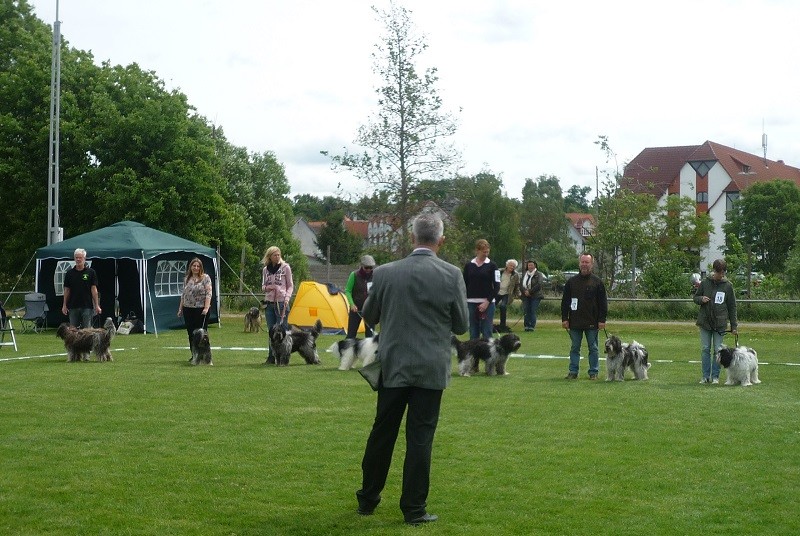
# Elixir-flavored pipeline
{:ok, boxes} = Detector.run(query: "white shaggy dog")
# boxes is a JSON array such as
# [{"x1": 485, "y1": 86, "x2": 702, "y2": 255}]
[
  {"x1": 716, "y1": 345, "x2": 760, "y2": 386},
  {"x1": 604, "y1": 335, "x2": 650, "y2": 381},
  {"x1": 327, "y1": 334, "x2": 379, "y2": 370}
]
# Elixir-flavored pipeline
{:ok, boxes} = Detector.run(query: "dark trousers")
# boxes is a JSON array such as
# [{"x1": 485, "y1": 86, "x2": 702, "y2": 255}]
[
  {"x1": 357, "y1": 386, "x2": 443, "y2": 520},
  {"x1": 496, "y1": 294, "x2": 510, "y2": 327},
  {"x1": 183, "y1": 308, "x2": 208, "y2": 352},
  {"x1": 346, "y1": 310, "x2": 374, "y2": 339}
]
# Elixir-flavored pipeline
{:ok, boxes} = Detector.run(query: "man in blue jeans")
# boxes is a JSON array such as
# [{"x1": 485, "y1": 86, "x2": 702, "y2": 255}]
[{"x1": 561, "y1": 253, "x2": 608, "y2": 379}]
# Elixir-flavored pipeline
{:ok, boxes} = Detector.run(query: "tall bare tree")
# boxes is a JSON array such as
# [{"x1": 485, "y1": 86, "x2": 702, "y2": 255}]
[{"x1": 323, "y1": 1, "x2": 460, "y2": 254}]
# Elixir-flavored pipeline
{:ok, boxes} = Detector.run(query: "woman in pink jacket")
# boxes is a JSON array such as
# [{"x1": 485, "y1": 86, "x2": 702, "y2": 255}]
[{"x1": 262, "y1": 246, "x2": 294, "y2": 364}]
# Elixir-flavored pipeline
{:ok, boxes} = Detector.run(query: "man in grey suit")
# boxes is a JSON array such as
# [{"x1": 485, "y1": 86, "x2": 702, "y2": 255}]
[{"x1": 356, "y1": 213, "x2": 469, "y2": 526}]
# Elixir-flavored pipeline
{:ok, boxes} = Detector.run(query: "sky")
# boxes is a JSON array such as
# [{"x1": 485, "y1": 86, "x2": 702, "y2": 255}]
[{"x1": 28, "y1": 0, "x2": 800, "y2": 202}]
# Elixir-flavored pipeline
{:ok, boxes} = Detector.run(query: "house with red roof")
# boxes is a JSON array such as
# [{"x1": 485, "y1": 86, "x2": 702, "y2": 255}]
[
  {"x1": 565, "y1": 213, "x2": 595, "y2": 255},
  {"x1": 621, "y1": 140, "x2": 800, "y2": 269}
]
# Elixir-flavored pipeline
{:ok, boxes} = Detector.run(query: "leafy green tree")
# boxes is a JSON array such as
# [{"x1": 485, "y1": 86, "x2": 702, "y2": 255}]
[
  {"x1": 315, "y1": 210, "x2": 363, "y2": 264},
  {"x1": 653, "y1": 194, "x2": 713, "y2": 271},
  {"x1": 589, "y1": 181, "x2": 658, "y2": 283},
  {"x1": 292, "y1": 194, "x2": 350, "y2": 221},
  {"x1": 322, "y1": 1, "x2": 460, "y2": 254},
  {"x1": 452, "y1": 172, "x2": 521, "y2": 266},
  {"x1": 537, "y1": 239, "x2": 578, "y2": 271},
  {"x1": 724, "y1": 179, "x2": 800, "y2": 274},
  {"x1": 519, "y1": 175, "x2": 568, "y2": 255},
  {"x1": 564, "y1": 184, "x2": 592, "y2": 213}
]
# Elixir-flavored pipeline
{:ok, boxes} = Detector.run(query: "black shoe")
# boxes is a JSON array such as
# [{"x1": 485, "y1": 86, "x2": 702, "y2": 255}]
[
  {"x1": 565, "y1": 373, "x2": 578, "y2": 379},
  {"x1": 405, "y1": 513, "x2": 438, "y2": 525},
  {"x1": 589, "y1": 374, "x2": 598, "y2": 380},
  {"x1": 357, "y1": 507, "x2": 374, "y2": 516}
]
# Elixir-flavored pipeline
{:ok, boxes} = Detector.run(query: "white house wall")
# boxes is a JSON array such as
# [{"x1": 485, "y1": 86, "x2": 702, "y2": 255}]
[{"x1": 678, "y1": 161, "x2": 730, "y2": 270}]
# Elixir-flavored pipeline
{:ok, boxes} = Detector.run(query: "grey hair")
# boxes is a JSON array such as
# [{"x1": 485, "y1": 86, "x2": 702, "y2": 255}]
[
  {"x1": 506, "y1": 259, "x2": 518, "y2": 269},
  {"x1": 412, "y1": 213, "x2": 444, "y2": 246},
  {"x1": 74, "y1": 248, "x2": 87, "y2": 257}
]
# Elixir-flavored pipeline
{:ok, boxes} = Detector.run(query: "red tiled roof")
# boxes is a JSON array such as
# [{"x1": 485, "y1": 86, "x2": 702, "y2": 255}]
[
  {"x1": 565, "y1": 213, "x2": 595, "y2": 227},
  {"x1": 622, "y1": 141, "x2": 800, "y2": 196},
  {"x1": 621, "y1": 145, "x2": 699, "y2": 195}
]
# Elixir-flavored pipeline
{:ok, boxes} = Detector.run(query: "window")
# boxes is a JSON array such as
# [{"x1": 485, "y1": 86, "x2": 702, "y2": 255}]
[
  {"x1": 154, "y1": 260, "x2": 187, "y2": 297},
  {"x1": 54, "y1": 260, "x2": 92, "y2": 296},
  {"x1": 696, "y1": 192, "x2": 709, "y2": 203},
  {"x1": 689, "y1": 160, "x2": 717, "y2": 178},
  {"x1": 726, "y1": 192, "x2": 740, "y2": 212}
]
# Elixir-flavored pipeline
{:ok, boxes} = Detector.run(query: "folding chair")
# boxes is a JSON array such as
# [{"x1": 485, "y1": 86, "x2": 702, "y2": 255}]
[
  {"x1": 15, "y1": 292, "x2": 49, "y2": 333},
  {"x1": 0, "y1": 302, "x2": 18, "y2": 351}
]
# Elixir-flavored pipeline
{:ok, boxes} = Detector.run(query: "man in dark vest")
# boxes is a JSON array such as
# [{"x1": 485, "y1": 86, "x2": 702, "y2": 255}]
[{"x1": 344, "y1": 255, "x2": 376, "y2": 338}]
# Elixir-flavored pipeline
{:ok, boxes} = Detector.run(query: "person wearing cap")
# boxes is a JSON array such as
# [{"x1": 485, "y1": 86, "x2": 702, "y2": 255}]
[{"x1": 344, "y1": 255, "x2": 377, "y2": 338}]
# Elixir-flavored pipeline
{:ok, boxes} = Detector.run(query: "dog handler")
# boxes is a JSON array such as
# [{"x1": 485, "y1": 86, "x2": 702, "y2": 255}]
[
  {"x1": 693, "y1": 258, "x2": 737, "y2": 384},
  {"x1": 61, "y1": 248, "x2": 102, "y2": 328},
  {"x1": 261, "y1": 246, "x2": 294, "y2": 365},
  {"x1": 344, "y1": 255, "x2": 376, "y2": 339},
  {"x1": 178, "y1": 258, "x2": 212, "y2": 358}
]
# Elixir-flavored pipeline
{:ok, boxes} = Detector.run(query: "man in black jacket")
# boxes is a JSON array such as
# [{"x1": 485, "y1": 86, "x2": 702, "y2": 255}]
[{"x1": 561, "y1": 253, "x2": 607, "y2": 379}]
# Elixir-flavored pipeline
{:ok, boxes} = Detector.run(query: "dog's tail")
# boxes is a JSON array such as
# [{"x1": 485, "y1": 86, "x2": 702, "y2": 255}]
[
  {"x1": 326, "y1": 340, "x2": 341, "y2": 357},
  {"x1": 311, "y1": 319, "x2": 323, "y2": 336}
]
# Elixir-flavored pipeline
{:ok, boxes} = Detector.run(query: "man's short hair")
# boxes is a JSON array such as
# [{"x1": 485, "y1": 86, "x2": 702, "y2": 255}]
[
  {"x1": 413, "y1": 213, "x2": 443, "y2": 246},
  {"x1": 713, "y1": 259, "x2": 727, "y2": 273},
  {"x1": 74, "y1": 248, "x2": 87, "y2": 258}
]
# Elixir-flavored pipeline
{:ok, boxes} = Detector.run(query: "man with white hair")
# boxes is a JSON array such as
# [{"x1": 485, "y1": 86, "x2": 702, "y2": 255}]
[{"x1": 61, "y1": 248, "x2": 101, "y2": 328}]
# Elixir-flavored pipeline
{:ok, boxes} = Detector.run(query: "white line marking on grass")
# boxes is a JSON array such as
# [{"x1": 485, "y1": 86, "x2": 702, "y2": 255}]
[
  {"x1": 0, "y1": 348, "x2": 137, "y2": 362},
  {"x1": 164, "y1": 346, "x2": 268, "y2": 351}
]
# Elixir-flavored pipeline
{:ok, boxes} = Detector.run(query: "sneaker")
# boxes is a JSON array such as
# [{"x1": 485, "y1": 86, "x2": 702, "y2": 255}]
[
  {"x1": 565, "y1": 373, "x2": 578, "y2": 379},
  {"x1": 699, "y1": 378, "x2": 710, "y2": 384},
  {"x1": 711, "y1": 378, "x2": 719, "y2": 384},
  {"x1": 588, "y1": 374, "x2": 598, "y2": 380}
]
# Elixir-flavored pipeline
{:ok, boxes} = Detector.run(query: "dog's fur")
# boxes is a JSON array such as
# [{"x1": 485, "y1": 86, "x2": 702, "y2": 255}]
[
  {"x1": 244, "y1": 307, "x2": 262, "y2": 333},
  {"x1": 268, "y1": 319, "x2": 323, "y2": 366},
  {"x1": 191, "y1": 328, "x2": 213, "y2": 365},
  {"x1": 451, "y1": 333, "x2": 521, "y2": 376},
  {"x1": 327, "y1": 334, "x2": 380, "y2": 370},
  {"x1": 56, "y1": 317, "x2": 116, "y2": 362},
  {"x1": 604, "y1": 335, "x2": 650, "y2": 381},
  {"x1": 716, "y1": 345, "x2": 760, "y2": 386}
]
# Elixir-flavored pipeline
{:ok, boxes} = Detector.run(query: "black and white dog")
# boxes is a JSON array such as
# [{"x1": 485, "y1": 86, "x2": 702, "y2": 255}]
[
  {"x1": 604, "y1": 335, "x2": 650, "y2": 381},
  {"x1": 451, "y1": 333, "x2": 521, "y2": 377},
  {"x1": 56, "y1": 317, "x2": 116, "y2": 362},
  {"x1": 716, "y1": 345, "x2": 761, "y2": 386},
  {"x1": 268, "y1": 319, "x2": 323, "y2": 366},
  {"x1": 191, "y1": 328, "x2": 213, "y2": 365},
  {"x1": 327, "y1": 334, "x2": 380, "y2": 370}
]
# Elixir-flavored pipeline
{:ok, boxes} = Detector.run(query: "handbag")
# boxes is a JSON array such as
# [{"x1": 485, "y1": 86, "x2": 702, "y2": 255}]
[{"x1": 358, "y1": 358, "x2": 382, "y2": 391}]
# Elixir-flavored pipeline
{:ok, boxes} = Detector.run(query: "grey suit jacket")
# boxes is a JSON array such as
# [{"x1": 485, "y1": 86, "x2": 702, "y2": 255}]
[{"x1": 362, "y1": 248, "x2": 469, "y2": 390}]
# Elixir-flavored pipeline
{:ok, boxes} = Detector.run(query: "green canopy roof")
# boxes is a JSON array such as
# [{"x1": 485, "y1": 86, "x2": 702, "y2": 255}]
[{"x1": 36, "y1": 221, "x2": 216, "y2": 260}]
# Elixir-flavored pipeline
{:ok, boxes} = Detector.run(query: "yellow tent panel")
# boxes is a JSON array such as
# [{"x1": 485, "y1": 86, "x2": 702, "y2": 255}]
[{"x1": 287, "y1": 281, "x2": 364, "y2": 334}]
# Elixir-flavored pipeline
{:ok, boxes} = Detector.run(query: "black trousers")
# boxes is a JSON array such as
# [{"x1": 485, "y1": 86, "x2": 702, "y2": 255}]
[
  {"x1": 183, "y1": 307, "x2": 207, "y2": 348},
  {"x1": 346, "y1": 310, "x2": 374, "y2": 339},
  {"x1": 357, "y1": 386, "x2": 443, "y2": 520}
]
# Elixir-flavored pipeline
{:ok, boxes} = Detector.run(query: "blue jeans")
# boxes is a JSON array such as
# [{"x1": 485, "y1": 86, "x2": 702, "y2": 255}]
[
  {"x1": 700, "y1": 328, "x2": 724, "y2": 380},
  {"x1": 265, "y1": 301, "x2": 290, "y2": 362},
  {"x1": 522, "y1": 296, "x2": 542, "y2": 330},
  {"x1": 468, "y1": 302, "x2": 495, "y2": 340},
  {"x1": 68, "y1": 308, "x2": 94, "y2": 329},
  {"x1": 568, "y1": 328, "x2": 599, "y2": 376}
]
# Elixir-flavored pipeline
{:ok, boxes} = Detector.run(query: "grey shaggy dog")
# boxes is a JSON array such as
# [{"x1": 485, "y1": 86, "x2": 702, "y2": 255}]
[
  {"x1": 268, "y1": 319, "x2": 323, "y2": 366},
  {"x1": 604, "y1": 335, "x2": 650, "y2": 381},
  {"x1": 244, "y1": 306, "x2": 262, "y2": 333},
  {"x1": 56, "y1": 317, "x2": 116, "y2": 362},
  {"x1": 191, "y1": 328, "x2": 213, "y2": 365},
  {"x1": 451, "y1": 333, "x2": 521, "y2": 377}
]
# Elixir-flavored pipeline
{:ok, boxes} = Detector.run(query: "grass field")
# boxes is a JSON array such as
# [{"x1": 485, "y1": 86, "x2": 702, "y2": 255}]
[{"x1": 2, "y1": 319, "x2": 799, "y2": 535}]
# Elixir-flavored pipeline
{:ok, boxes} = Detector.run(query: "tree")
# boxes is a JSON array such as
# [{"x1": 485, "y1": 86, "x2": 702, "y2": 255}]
[
  {"x1": 315, "y1": 210, "x2": 363, "y2": 264},
  {"x1": 452, "y1": 172, "x2": 521, "y2": 266},
  {"x1": 653, "y1": 194, "x2": 713, "y2": 271},
  {"x1": 589, "y1": 180, "x2": 658, "y2": 284},
  {"x1": 724, "y1": 180, "x2": 800, "y2": 274},
  {"x1": 564, "y1": 184, "x2": 592, "y2": 213},
  {"x1": 292, "y1": 194, "x2": 351, "y2": 221},
  {"x1": 323, "y1": 1, "x2": 460, "y2": 254},
  {"x1": 519, "y1": 175, "x2": 567, "y2": 256}
]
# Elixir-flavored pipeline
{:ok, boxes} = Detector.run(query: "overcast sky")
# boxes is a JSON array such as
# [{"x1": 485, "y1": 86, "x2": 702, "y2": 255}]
[{"x1": 29, "y1": 0, "x2": 800, "y2": 201}]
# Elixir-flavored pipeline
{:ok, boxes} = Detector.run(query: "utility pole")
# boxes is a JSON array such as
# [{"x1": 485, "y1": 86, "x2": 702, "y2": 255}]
[{"x1": 46, "y1": 0, "x2": 62, "y2": 245}]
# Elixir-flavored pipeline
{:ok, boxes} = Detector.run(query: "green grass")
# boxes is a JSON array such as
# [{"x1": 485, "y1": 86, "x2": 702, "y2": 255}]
[{"x1": 2, "y1": 319, "x2": 799, "y2": 535}]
